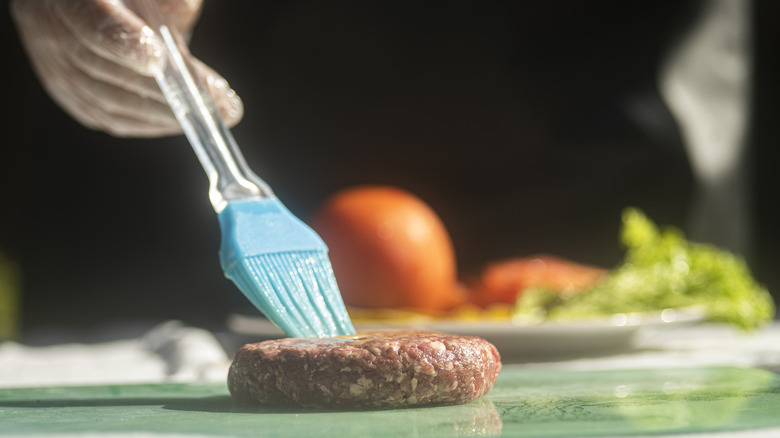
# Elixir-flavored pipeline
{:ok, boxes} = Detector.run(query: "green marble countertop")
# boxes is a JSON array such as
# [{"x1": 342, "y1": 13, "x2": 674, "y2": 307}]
[{"x1": 2, "y1": 365, "x2": 779, "y2": 437}]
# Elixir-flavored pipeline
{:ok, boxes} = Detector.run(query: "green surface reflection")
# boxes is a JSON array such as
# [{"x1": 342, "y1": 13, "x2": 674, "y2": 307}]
[
  {"x1": 491, "y1": 366, "x2": 780, "y2": 437},
  {"x1": 1, "y1": 366, "x2": 779, "y2": 437}
]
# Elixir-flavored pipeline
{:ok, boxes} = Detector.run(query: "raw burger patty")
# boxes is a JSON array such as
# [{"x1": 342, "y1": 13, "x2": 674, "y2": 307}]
[{"x1": 228, "y1": 329, "x2": 501, "y2": 408}]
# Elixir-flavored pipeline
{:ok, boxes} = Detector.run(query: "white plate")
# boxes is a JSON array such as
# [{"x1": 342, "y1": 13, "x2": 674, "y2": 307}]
[{"x1": 226, "y1": 307, "x2": 706, "y2": 361}]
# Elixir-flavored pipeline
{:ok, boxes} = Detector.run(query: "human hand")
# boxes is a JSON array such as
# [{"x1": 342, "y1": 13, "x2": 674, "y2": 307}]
[{"x1": 11, "y1": 0, "x2": 243, "y2": 138}]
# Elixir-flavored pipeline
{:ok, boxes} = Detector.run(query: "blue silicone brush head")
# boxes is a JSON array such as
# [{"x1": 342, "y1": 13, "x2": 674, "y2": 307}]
[{"x1": 218, "y1": 198, "x2": 355, "y2": 337}]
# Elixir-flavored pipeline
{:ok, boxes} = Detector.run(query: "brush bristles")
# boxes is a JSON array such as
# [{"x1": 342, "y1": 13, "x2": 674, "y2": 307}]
[{"x1": 229, "y1": 251, "x2": 355, "y2": 338}]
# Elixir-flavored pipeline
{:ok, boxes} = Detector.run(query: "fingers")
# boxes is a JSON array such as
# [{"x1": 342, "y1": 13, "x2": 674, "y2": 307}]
[
  {"x1": 192, "y1": 58, "x2": 245, "y2": 128},
  {"x1": 13, "y1": 1, "x2": 179, "y2": 136},
  {"x1": 11, "y1": 0, "x2": 242, "y2": 138},
  {"x1": 66, "y1": 41, "x2": 166, "y2": 103},
  {"x1": 53, "y1": 0, "x2": 165, "y2": 76},
  {"x1": 29, "y1": 37, "x2": 180, "y2": 137}
]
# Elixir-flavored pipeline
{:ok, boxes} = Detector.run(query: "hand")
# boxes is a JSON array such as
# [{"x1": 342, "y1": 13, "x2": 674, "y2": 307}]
[{"x1": 10, "y1": 0, "x2": 243, "y2": 138}]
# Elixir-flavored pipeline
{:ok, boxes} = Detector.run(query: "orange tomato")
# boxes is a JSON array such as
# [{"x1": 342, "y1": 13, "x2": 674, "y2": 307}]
[
  {"x1": 469, "y1": 255, "x2": 607, "y2": 307},
  {"x1": 311, "y1": 186, "x2": 462, "y2": 311}
]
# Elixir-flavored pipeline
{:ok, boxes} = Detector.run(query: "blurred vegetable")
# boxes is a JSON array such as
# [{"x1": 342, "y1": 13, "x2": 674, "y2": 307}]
[
  {"x1": 312, "y1": 186, "x2": 463, "y2": 311},
  {"x1": 0, "y1": 251, "x2": 20, "y2": 340},
  {"x1": 469, "y1": 255, "x2": 607, "y2": 307},
  {"x1": 514, "y1": 208, "x2": 775, "y2": 330}
]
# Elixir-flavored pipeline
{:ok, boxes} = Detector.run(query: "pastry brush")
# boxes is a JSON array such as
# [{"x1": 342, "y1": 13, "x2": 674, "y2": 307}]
[{"x1": 130, "y1": 0, "x2": 355, "y2": 337}]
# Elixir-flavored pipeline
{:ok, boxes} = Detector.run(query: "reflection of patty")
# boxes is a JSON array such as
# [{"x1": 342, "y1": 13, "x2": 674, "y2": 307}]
[{"x1": 228, "y1": 329, "x2": 502, "y2": 408}]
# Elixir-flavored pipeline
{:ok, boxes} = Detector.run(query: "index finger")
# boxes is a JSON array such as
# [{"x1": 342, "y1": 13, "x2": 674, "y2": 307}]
[{"x1": 54, "y1": 0, "x2": 164, "y2": 76}]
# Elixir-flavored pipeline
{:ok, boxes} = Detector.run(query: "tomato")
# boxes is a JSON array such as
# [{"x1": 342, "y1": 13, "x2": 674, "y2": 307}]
[
  {"x1": 469, "y1": 255, "x2": 607, "y2": 307},
  {"x1": 311, "y1": 186, "x2": 463, "y2": 311}
]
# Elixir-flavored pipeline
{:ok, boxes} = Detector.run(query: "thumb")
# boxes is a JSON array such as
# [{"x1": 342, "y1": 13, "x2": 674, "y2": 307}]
[{"x1": 192, "y1": 57, "x2": 244, "y2": 128}]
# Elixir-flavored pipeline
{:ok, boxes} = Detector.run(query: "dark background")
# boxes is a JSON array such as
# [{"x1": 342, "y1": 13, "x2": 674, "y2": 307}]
[{"x1": 1, "y1": 1, "x2": 778, "y2": 336}]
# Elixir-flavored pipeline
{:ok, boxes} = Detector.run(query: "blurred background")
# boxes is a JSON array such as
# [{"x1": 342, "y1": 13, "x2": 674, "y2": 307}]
[{"x1": 1, "y1": 0, "x2": 778, "y2": 338}]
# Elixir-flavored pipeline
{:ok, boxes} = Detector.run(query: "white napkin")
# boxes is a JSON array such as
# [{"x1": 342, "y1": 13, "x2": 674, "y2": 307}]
[{"x1": 0, "y1": 321, "x2": 230, "y2": 388}]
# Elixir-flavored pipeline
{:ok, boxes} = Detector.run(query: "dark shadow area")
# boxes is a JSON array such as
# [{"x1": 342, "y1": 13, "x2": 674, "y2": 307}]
[
  {"x1": 0, "y1": 395, "x2": 229, "y2": 410},
  {"x1": 0, "y1": 394, "x2": 318, "y2": 415},
  {"x1": 0, "y1": 393, "x2": 494, "y2": 415},
  {"x1": 164, "y1": 397, "x2": 420, "y2": 414},
  {"x1": 1, "y1": 0, "x2": 777, "y2": 338}
]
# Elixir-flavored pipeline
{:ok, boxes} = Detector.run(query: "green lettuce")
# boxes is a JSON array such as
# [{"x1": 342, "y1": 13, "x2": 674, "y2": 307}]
[{"x1": 513, "y1": 208, "x2": 775, "y2": 330}]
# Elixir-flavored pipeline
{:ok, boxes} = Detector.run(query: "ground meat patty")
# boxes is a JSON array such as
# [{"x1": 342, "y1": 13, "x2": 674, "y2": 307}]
[{"x1": 228, "y1": 329, "x2": 501, "y2": 408}]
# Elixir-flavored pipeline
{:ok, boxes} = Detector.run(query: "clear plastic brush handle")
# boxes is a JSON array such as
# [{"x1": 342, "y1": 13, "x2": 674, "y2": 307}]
[{"x1": 130, "y1": 0, "x2": 273, "y2": 213}]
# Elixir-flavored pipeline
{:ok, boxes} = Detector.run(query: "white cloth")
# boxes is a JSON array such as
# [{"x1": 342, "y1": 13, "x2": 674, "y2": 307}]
[{"x1": 0, "y1": 320, "x2": 230, "y2": 388}]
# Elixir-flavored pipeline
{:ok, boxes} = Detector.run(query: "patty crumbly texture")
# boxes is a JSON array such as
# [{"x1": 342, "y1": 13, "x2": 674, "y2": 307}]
[{"x1": 227, "y1": 329, "x2": 502, "y2": 408}]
